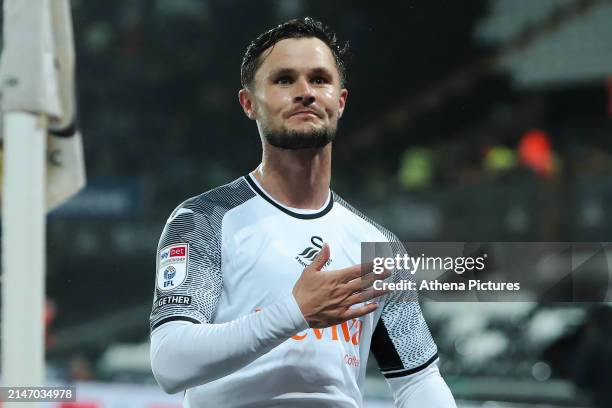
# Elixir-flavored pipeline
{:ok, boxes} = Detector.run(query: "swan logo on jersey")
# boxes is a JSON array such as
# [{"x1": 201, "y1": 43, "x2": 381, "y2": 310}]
[
  {"x1": 157, "y1": 244, "x2": 188, "y2": 291},
  {"x1": 296, "y1": 236, "x2": 332, "y2": 268}
]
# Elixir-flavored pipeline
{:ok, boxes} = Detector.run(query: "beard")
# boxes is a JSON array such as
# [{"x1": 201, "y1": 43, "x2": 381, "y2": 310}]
[{"x1": 261, "y1": 125, "x2": 336, "y2": 150}]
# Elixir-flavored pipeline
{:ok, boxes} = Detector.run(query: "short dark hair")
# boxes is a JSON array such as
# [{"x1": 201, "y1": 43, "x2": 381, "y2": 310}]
[{"x1": 240, "y1": 17, "x2": 348, "y2": 90}]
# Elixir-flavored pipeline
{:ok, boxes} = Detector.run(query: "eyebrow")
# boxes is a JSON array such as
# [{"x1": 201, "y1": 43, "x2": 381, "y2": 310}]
[
  {"x1": 268, "y1": 67, "x2": 335, "y2": 79},
  {"x1": 268, "y1": 68, "x2": 297, "y2": 78}
]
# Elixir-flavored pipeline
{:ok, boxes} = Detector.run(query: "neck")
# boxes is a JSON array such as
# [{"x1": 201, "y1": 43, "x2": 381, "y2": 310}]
[{"x1": 252, "y1": 143, "x2": 332, "y2": 209}]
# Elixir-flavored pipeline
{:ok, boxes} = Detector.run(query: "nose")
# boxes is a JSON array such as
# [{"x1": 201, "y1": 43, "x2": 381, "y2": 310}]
[{"x1": 293, "y1": 78, "x2": 315, "y2": 106}]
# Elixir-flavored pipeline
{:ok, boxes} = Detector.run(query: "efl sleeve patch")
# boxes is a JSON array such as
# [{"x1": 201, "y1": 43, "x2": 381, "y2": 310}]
[{"x1": 157, "y1": 243, "x2": 189, "y2": 291}]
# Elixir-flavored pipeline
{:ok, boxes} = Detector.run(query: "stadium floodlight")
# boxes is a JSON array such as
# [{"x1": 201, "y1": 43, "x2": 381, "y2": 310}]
[{"x1": 0, "y1": 0, "x2": 85, "y2": 403}]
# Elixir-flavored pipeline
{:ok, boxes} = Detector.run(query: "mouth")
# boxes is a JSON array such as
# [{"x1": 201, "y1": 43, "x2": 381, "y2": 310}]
[{"x1": 289, "y1": 110, "x2": 320, "y2": 119}]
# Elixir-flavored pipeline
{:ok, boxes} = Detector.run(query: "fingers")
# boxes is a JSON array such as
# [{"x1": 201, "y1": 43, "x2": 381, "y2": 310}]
[
  {"x1": 300, "y1": 255, "x2": 394, "y2": 327},
  {"x1": 333, "y1": 262, "x2": 376, "y2": 283},
  {"x1": 340, "y1": 302, "x2": 379, "y2": 321},
  {"x1": 344, "y1": 286, "x2": 389, "y2": 306},
  {"x1": 345, "y1": 270, "x2": 391, "y2": 293},
  {"x1": 308, "y1": 243, "x2": 330, "y2": 271}
]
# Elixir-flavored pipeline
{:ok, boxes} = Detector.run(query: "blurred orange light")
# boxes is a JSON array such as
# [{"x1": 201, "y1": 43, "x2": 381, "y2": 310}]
[{"x1": 518, "y1": 129, "x2": 553, "y2": 179}]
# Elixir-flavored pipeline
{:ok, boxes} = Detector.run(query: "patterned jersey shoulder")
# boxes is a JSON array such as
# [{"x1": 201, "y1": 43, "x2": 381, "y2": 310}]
[
  {"x1": 332, "y1": 192, "x2": 401, "y2": 243},
  {"x1": 150, "y1": 177, "x2": 255, "y2": 332},
  {"x1": 169, "y1": 176, "x2": 256, "y2": 221}
]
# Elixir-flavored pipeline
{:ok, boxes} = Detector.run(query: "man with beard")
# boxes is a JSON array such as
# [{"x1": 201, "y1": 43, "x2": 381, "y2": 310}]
[{"x1": 150, "y1": 17, "x2": 456, "y2": 407}]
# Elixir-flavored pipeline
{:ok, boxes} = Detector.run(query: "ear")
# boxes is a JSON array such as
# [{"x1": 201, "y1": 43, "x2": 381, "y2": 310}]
[
  {"x1": 338, "y1": 88, "x2": 348, "y2": 118},
  {"x1": 238, "y1": 88, "x2": 257, "y2": 120}
]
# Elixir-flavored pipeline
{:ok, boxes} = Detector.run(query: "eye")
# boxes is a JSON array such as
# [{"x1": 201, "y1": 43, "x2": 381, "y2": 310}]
[
  {"x1": 275, "y1": 76, "x2": 293, "y2": 85},
  {"x1": 311, "y1": 76, "x2": 328, "y2": 85}
]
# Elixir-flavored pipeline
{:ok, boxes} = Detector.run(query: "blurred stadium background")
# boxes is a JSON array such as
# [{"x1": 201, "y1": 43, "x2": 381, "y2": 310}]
[{"x1": 3, "y1": 0, "x2": 612, "y2": 406}]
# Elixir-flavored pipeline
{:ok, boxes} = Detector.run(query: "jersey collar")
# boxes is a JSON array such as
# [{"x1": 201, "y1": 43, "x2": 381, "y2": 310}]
[{"x1": 244, "y1": 174, "x2": 334, "y2": 220}]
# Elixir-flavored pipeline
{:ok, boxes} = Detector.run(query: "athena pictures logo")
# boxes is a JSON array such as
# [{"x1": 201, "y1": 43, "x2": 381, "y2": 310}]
[{"x1": 157, "y1": 244, "x2": 188, "y2": 291}]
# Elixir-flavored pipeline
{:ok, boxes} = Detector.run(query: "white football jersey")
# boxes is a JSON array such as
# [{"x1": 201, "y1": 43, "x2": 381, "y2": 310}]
[{"x1": 150, "y1": 174, "x2": 437, "y2": 407}]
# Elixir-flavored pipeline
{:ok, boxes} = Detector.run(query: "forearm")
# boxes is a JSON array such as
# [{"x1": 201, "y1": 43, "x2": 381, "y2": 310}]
[
  {"x1": 150, "y1": 295, "x2": 307, "y2": 393},
  {"x1": 388, "y1": 362, "x2": 457, "y2": 408}
]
